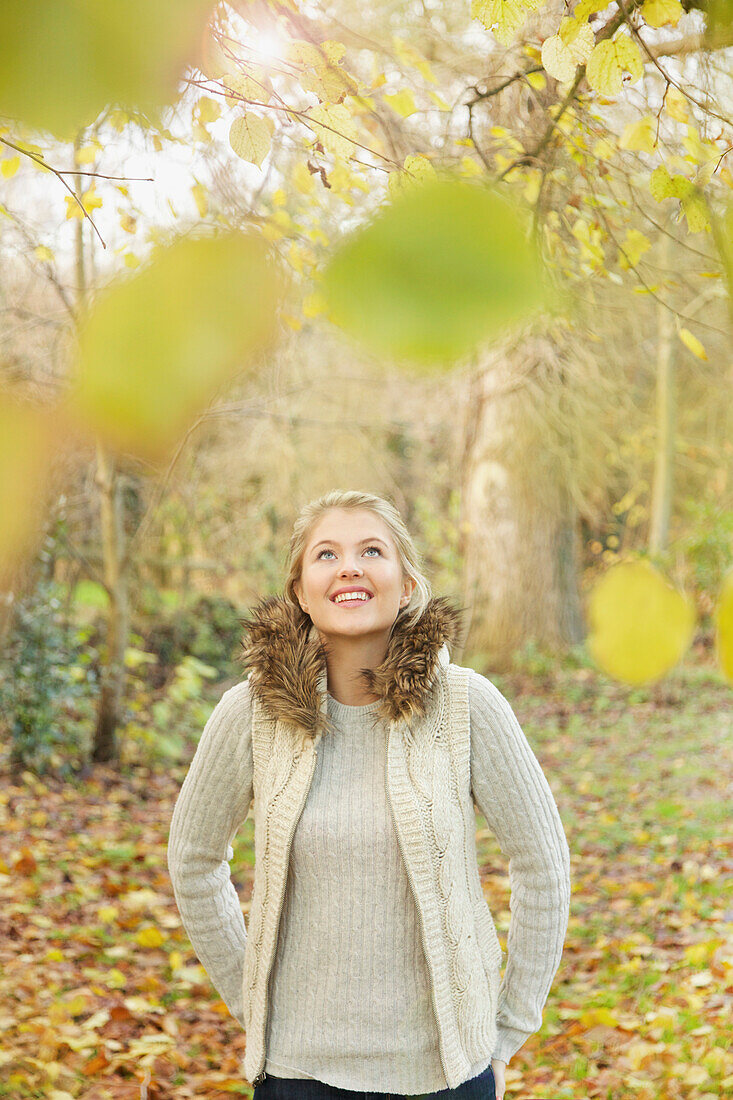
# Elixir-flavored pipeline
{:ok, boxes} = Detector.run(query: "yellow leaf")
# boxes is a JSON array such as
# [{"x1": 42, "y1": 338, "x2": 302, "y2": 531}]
[
  {"x1": 135, "y1": 926, "x2": 165, "y2": 948},
  {"x1": 393, "y1": 36, "x2": 437, "y2": 83},
  {"x1": 620, "y1": 115, "x2": 657, "y2": 153},
  {"x1": 384, "y1": 89, "x2": 417, "y2": 117},
  {"x1": 303, "y1": 291, "x2": 327, "y2": 317},
  {"x1": 428, "y1": 90, "x2": 450, "y2": 109},
  {"x1": 575, "y1": 0, "x2": 611, "y2": 15},
  {"x1": 292, "y1": 161, "x2": 315, "y2": 194},
  {"x1": 586, "y1": 35, "x2": 644, "y2": 95},
  {"x1": 191, "y1": 181, "x2": 207, "y2": 217},
  {"x1": 587, "y1": 559, "x2": 696, "y2": 684},
  {"x1": 124, "y1": 253, "x2": 140, "y2": 269},
  {"x1": 34, "y1": 244, "x2": 54, "y2": 262},
  {"x1": 525, "y1": 70, "x2": 546, "y2": 90},
  {"x1": 619, "y1": 228, "x2": 651, "y2": 269},
  {"x1": 580, "y1": 1007, "x2": 619, "y2": 1027},
  {"x1": 307, "y1": 103, "x2": 359, "y2": 158},
  {"x1": 541, "y1": 17, "x2": 594, "y2": 82},
  {"x1": 626, "y1": 1040, "x2": 661, "y2": 1069},
  {"x1": 388, "y1": 153, "x2": 436, "y2": 197},
  {"x1": 650, "y1": 164, "x2": 690, "y2": 200},
  {"x1": 460, "y1": 156, "x2": 483, "y2": 177},
  {"x1": 81, "y1": 187, "x2": 102, "y2": 214},
  {"x1": 677, "y1": 326, "x2": 707, "y2": 359},
  {"x1": 229, "y1": 114, "x2": 272, "y2": 167},
  {"x1": 1, "y1": 156, "x2": 20, "y2": 178},
  {"x1": 222, "y1": 71, "x2": 272, "y2": 107},
  {"x1": 196, "y1": 95, "x2": 220, "y2": 125},
  {"x1": 665, "y1": 86, "x2": 688, "y2": 123},
  {"x1": 472, "y1": 0, "x2": 544, "y2": 46},
  {"x1": 642, "y1": 0, "x2": 684, "y2": 27},
  {"x1": 74, "y1": 144, "x2": 100, "y2": 165},
  {"x1": 683, "y1": 1065, "x2": 710, "y2": 1084},
  {"x1": 593, "y1": 137, "x2": 616, "y2": 159}
]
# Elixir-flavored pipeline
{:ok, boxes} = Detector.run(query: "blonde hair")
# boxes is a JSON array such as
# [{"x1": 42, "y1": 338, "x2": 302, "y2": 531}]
[{"x1": 284, "y1": 490, "x2": 432, "y2": 632}]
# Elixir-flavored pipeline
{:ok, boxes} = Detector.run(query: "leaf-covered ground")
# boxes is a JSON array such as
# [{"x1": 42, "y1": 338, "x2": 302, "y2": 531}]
[{"x1": 2, "y1": 644, "x2": 731, "y2": 1100}]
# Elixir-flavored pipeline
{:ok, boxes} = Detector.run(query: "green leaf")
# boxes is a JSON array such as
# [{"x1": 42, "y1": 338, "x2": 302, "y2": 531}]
[
  {"x1": 321, "y1": 176, "x2": 547, "y2": 367},
  {"x1": 0, "y1": 0, "x2": 212, "y2": 139},
  {"x1": 69, "y1": 233, "x2": 286, "y2": 463}
]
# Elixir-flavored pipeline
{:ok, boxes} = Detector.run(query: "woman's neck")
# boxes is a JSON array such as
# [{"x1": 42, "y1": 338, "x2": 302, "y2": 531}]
[{"x1": 322, "y1": 630, "x2": 389, "y2": 706}]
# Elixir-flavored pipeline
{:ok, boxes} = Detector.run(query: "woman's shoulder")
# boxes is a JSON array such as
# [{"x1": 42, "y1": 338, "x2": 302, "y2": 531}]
[
  {"x1": 448, "y1": 662, "x2": 516, "y2": 715},
  {"x1": 209, "y1": 675, "x2": 254, "y2": 723}
]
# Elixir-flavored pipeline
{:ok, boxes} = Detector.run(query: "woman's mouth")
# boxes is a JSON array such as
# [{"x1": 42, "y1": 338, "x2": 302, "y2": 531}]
[{"x1": 331, "y1": 591, "x2": 373, "y2": 607}]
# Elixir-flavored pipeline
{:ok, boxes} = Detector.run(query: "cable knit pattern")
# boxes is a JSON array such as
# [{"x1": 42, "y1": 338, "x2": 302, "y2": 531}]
[{"x1": 167, "y1": 644, "x2": 571, "y2": 1090}]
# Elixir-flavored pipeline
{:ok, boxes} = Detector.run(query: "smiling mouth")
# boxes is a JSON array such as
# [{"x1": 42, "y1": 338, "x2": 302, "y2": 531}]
[{"x1": 331, "y1": 593, "x2": 373, "y2": 606}]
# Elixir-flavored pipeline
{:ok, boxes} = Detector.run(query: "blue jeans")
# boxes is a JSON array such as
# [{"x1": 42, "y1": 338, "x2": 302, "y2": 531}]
[{"x1": 253, "y1": 1063, "x2": 496, "y2": 1100}]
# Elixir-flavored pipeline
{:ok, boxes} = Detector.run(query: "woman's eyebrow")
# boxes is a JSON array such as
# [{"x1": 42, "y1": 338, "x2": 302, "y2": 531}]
[{"x1": 312, "y1": 537, "x2": 389, "y2": 550}]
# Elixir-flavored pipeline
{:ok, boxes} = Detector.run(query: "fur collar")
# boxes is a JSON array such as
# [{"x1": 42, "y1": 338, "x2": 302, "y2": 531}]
[{"x1": 238, "y1": 594, "x2": 464, "y2": 737}]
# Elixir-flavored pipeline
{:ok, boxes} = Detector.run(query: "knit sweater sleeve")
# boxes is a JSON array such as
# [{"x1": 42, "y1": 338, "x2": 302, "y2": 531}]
[
  {"x1": 468, "y1": 670, "x2": 571, "y2": 1066},
  {"x1": 167, "y1": 678, "x2": 254, "y2": 1028}
]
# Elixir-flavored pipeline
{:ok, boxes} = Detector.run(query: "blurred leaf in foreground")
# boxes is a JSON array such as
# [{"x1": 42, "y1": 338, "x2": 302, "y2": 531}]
[
  {"x1": 322, "y1": 176, "x2": 547, "y2": 366},
  {"x1": 587, "y1": 559, "x2": 696, "y2": 685},
  {"x1": 0, "y1": 0, "x2": 213, "y2": 138},
  {"x1": 0, "y1": 400, "x2": 58, "y2": 581},
  {"x1": 715, "y1": 566, "x2": 733, "y2": 683},
  {"x1": 67, "y1": 233, "x2": 285, "y2": 464}
]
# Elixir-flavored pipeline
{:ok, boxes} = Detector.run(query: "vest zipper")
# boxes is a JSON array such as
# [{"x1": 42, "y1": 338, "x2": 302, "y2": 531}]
[
  {"x1": 253, "y1": 740, "x2": 318, "y2": 1089},
  {"x1": 384, "y1": 735, "x2": 448, "y2": 1087}
]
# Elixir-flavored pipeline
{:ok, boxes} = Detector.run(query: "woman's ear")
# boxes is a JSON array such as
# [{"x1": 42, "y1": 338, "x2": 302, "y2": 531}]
[
  {"x1": 293, "y1": 580, "x2": 308, "y2": 613},
  {"x1": 400, "y1": 576, "x2": 417, "y2": 605}
]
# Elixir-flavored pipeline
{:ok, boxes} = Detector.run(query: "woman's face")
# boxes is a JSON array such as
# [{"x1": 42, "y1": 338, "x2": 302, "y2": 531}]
[{"x1": 293, "y1": 508, "x2": 416, "y2": 641}]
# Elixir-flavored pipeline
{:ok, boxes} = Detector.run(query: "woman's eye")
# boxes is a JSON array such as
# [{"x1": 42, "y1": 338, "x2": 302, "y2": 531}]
[{"x1": 317, "y1": 546, "x2": 381, "y2": 559}]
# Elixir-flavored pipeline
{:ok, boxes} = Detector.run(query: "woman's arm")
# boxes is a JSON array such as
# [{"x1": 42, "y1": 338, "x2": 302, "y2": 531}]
[
  {"x1": 468, "y1": 670, "x2": 571, "y2": 1067},
  {"x1": 167, "y1": 678, "x2": 255, "y2": 1027}
]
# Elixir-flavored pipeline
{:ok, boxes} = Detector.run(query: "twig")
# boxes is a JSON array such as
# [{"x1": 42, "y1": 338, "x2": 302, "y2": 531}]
[{"x1": 0, "y1": 137, "x2": 107, "y2": 250}]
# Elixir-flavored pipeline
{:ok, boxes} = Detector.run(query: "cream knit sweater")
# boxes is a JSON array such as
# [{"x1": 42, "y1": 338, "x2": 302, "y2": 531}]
[{"x1": 167, "y1": 668, "x2": 570, "y2": 1091}]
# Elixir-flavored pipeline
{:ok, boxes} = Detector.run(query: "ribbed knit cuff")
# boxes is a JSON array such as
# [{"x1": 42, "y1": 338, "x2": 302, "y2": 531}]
[{"x1": 492, "y1": 1026, "x2": 531, "y2": 1065}]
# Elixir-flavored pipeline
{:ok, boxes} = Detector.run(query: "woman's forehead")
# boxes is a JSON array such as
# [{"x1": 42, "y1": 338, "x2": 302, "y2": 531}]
[{"x1": 307, "y1": 508, "x2": 392, "y2": 546}]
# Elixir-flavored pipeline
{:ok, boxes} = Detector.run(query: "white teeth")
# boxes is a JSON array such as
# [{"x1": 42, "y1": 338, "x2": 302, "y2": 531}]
[{"x1": 333, "y1": 591, "x2": 371, "y2": 603}]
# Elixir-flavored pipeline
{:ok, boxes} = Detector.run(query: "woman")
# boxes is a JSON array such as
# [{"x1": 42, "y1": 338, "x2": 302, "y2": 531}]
[{"x1": 167, "y1": 489, "x2": 571, "y2": 1100}]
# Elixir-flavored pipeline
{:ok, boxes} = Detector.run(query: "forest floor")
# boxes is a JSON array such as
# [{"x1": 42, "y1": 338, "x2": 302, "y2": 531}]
[{"x1": 1, "y1": 641, "x2": 731, "y2": 1100}]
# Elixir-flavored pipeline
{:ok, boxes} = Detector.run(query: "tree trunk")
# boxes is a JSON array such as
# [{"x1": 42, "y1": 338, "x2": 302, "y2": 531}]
[
  {"x1": 458, "y1": 343, "x2": 585, "y2": 669},
  {"x1": 71, "y1": 139, "x2": 130, "y2": 765},
  {"x1": 649, "y1": 238, "x2": 676, "y2": 556},
  {"x1": 92, "y1": 440, "x2": 129, "y2": 762}
]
